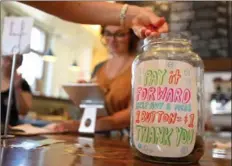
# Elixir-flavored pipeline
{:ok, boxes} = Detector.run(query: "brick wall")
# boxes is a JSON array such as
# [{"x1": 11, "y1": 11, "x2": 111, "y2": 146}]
[
  {"x1": 169, "y1": 1, "x2": 230, "y2": 58},
  {"x1": 125, "y1": 1, "x2": 231, "y2": 59}
]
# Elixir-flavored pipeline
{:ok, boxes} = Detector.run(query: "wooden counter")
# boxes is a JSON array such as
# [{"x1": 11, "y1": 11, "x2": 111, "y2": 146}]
[{"x1": 1, "y1": 132, "x2": 231, "y2": 166}]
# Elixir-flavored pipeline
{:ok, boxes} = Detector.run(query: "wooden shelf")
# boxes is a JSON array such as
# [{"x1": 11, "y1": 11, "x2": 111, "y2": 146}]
[{"x1": 204, "y1": 58, "x2": 232, "y2": 71}]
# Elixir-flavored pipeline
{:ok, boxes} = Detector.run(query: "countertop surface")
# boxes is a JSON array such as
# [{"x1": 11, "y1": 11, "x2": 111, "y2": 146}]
[{"x1": 1, "y1": 132, "x2": 231, "y2": 166}]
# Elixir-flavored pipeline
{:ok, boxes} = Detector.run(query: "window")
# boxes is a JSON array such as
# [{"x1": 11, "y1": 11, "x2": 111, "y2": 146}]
[
  {"x1": 17, "y1": 52, "x2": 44, "y2": 87},
  {"x1": 17, "y1": 26, "x2": 46, "y2": 92},
  {"x1": 30, "y1": 27, "x2": 46, "y2": 53}
]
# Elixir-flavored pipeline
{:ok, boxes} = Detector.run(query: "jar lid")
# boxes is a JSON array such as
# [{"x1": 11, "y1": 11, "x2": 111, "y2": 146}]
[{"x1": 143, "y1": 32, "x2": 190, "y2": 46}]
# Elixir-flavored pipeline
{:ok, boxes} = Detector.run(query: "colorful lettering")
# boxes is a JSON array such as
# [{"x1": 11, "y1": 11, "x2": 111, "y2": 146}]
[
  {"x1": 166, "y1": 103, "x2": 171, "y2": 111},
  {"x1": 169, "y1": 69, "x2": 181, "y2": 85},
  {"x1": 136, "y1": 87, "x2": 191, "y2": 104},
  {"x1": 176, "y1": 127, "x2": 194, "y2": 146},
  {"x1": 144, "y1": 69, "x2": 167, "y2": 86},
  {"x1": 147, "y1": 87, "x2": 156, "y2": 101},
  {"x1": 182, "y1": 89, "x2": 191, "y2": 104},
  {"x1": 136, "y1": 111, "x2": 140, "y2": 123},
  {"x1": 165, "y1": 88, "x2": 174, "y2": 102},
  {"x1": 136, "y1": 126, "x2": 173, "y2": 146},
  {"x1": 173, "y1": 88, "x2": 182, "y2": 103},
  {"x1": 135, "y1": 110, "x2": 178, "y2": 124},
  {"x1": 157, "y1": 87, "x2": 167, "y2": 100},
  {"x1": 174, "y1": 104, "x2": 191, "y2": 112},
  {"x1": 133, "y1": 60, "x2": 197, "y2": 156},
  {"x1": 188, "y1": 114, "x2": 195, "y2": 128}
]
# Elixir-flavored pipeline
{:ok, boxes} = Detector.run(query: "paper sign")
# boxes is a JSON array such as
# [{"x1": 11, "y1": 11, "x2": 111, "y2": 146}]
[
  {"x1": 132, "y1": 59, "x2": 198, "y2": 158},
  {"x1": 1, "y1": 17, "x2": 34, "y2": 56}
]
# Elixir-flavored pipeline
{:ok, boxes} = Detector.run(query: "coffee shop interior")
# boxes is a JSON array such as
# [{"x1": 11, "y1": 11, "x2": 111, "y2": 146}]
[{"x1": 1, "y1": 1, "x2": 231, "y2": 166}]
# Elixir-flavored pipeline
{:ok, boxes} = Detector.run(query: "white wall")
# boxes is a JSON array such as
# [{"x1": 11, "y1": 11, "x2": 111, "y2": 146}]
[{"x1": 49, "y1": 21, "x2": 97, "y2": 98}]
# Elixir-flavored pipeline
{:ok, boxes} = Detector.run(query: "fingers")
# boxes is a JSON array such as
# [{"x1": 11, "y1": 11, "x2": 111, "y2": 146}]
[
  {"x1": 150, "y1": 32, "x2": 160, "y2": 37},
  {"x1": 157, "y1": 22, "x2": 169, "y2": 33},
  {"x1": 139, "y1": 27, "x2": 147, "y2": 38},
  {"x1": 132, "y1": 26, "x2": 145, "y2": 38},
  {"x1": 132, "y1": 8, "x2": 169, "y2": 38},
  {"x1": 45, "y1": 123, "x2": 64, "y2": 132},
  {"x1": 44, "y1": 124, "x2": 56, "y2": 130},
  {"x1": 133, "y1": 25, "x2": 167, "y2": 39},
  {"x1": 56, "y1": 124, "x2": 65, "y2": 132},
  {"x1": 145, "y1": 30, "x2": 151, "y2": 37},
  {"x1": 145, "y1": 19, "x2": 168, "y2": 37},
  {"x1": 148, "y1": 22, "x2": 168, "y2": 37},
  {"x1": 132, "y1": 20, "x2": 168, "y2": 39},
  {"x1": 133, "y1": 26, "x2": 158, "y2": 38},
  {"x1": 152, "y1": 17, "x2": 166, "y2": 29},
  {"x1": 148, "y1": 17, "x2": 167, "y2": 35}
]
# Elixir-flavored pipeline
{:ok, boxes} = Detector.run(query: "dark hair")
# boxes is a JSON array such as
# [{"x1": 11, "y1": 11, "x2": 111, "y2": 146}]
[{"x1": 101, "y1": 26, "x2": 139, "y2": 53}]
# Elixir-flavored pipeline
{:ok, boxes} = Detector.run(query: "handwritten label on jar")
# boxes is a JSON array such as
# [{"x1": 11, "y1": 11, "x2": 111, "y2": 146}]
[{"x1": 132, "y1": 60, "x2": 198, "y2": 157}]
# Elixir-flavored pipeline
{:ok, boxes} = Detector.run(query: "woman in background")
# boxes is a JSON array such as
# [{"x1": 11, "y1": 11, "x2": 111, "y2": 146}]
[{"x1": 46, "y1": 25, "x2": 140, "y2": 132}]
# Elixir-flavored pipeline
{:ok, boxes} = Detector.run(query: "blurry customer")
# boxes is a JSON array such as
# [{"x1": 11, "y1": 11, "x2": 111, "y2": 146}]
[{"x1": 1, "y1": 55, "x2": 32, "y2": 126}]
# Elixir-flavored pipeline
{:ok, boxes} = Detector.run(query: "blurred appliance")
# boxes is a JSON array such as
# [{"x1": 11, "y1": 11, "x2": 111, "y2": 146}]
[{"x1": 210, "y1": 77, "x2": 231, "y2": 130}]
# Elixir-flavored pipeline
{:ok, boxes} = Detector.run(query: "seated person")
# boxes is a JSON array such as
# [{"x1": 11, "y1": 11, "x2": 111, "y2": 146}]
[
  {"x1": 1, "y1": 55, "x2": 49, "y2": 128},
  {"x1": 45, "y1": 25, "x2": 140, "y2": 132},
  {"x1": 1, "y1": 54, "x2": 32, "y2": 126}
]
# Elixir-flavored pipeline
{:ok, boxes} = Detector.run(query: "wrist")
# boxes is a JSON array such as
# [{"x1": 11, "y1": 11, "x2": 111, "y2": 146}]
[{"x1": 124, "y1": 5, "x2": 141, "y2": 28}]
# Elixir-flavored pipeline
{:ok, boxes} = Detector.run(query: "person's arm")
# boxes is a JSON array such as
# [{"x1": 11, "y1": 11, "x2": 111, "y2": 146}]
[
  {"x1": 15, "y1": 77, "x2": 32, "y2": 116},
  {"x1": 95, "y1": 107, "x2": 130, "y2": 132},
  {"x1": 15, "y1": 89, "x2": 32, "y2": 116},
  {"x1": 20, "y1": 2, "x2": 138, "y2": 27},
  {"x1": 44, "y1": 106, "x2": 131, "y2": 132},
  {"x1": 20, "y1": 1, "x2": 168, "y2": 38}
]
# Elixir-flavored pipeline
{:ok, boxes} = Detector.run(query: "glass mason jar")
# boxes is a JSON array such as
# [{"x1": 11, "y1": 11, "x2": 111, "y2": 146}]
[{"x1": 130, "y1": 33, "x2": 205, "y2": 164}]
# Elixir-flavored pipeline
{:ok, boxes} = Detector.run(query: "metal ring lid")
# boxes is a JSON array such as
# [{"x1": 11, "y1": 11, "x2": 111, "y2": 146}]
[{"x1": 143, "y1": 32, "x2": 191, "y2": 48}]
